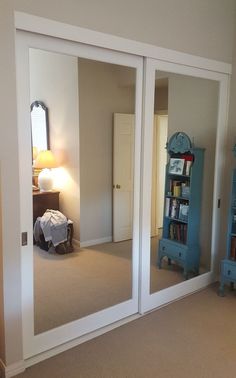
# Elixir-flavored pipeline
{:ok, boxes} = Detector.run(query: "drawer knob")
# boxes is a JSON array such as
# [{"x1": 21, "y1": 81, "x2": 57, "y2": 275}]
[
  {"x1": 228, "y1": 270, "x2": 231, "y2": 275},
  {"x1": 162, "y1": 246, "x2": 165, "y2": 251},
  {"x1": 179, "y1": 252, "x2": 181, "y2": 257}
]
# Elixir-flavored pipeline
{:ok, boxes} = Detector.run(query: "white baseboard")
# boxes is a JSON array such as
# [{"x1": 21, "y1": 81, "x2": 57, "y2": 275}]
[
  {"x1": 0, "y1": 359, "x2": 25, "y2": 378},
  {"x1": 80, "y1": 236, "x2": 112, "y2": 248}
]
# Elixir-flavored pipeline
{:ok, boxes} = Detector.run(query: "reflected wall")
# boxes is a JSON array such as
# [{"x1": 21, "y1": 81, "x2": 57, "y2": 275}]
[{"x1": 150, "y1": 71, "x2": 219, "y2": 293}]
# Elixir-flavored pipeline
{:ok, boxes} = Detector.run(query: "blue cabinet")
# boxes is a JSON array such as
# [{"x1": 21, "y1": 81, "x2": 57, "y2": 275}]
[
  {"x1": 157, "y1": 132, "x2": 204, "y2": 279},
  {"x1": 219, "y1": 169, "x2": 236, "y2": 296}
]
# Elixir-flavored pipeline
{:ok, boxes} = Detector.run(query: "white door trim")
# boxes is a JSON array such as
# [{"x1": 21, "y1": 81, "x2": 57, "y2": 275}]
[
  {"x1": 14, "y1": 12, "x2": 231, "y2": 364},
  {"x1": 16, "y1": 31, "x2": 142, "y2": 358},
  {"x1": 140, "y1": 57, "x2": 230, "y2": 313},
  {"x1": 14, "y1": 12, "x2": 231, "y2": 75}
]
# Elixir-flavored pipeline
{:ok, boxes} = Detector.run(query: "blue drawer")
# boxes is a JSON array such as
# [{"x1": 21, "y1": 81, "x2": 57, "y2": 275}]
[
  {"x1": 221, "y1": 259, "x2": 236, "y2": 279},
  {"x1": 159, "y1": 239, "x2": 187, "y2": 262}
]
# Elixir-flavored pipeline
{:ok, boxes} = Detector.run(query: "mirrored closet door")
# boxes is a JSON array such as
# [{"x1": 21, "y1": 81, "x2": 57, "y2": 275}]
[
  {"x1": 16, "y1": 31, "x2": 142, "y2": 358},
  {"x1": 140, "y1": 58, "x2": 229, "y2": 313}
]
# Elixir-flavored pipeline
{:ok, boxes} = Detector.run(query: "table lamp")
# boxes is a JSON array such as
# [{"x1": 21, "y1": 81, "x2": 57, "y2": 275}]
[{"x1": 33, "y1": 150, "x2": 58, "y2": 191}]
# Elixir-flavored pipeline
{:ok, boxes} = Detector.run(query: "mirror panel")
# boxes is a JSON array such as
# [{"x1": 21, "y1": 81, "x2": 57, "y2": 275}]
[
  {"x1": 150, "y1": 71, "x2": 219, "y2": 293},
  {"x1": 30, "y1": 100, "x2": 50, "y2": 153},
  {"x1": 29, "y1": 48, "x2": 136, "y2": 334}
]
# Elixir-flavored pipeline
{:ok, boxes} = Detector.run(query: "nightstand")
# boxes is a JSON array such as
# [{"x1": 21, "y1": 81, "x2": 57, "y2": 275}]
[{"x1": 33, "y1": 190, "x2": 60, "y2": 224}]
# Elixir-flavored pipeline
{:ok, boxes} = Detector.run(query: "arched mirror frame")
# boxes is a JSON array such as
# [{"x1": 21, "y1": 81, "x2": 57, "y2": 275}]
[
  {"x1": 15, "y1": 12, "x2": 231, "y2": 365},
  {"x1": 30, "y1": 100, "x2": 50, "y2": 152},
  {"x1": 140, "y1": 57, "x2": 230, "y2": 313}
]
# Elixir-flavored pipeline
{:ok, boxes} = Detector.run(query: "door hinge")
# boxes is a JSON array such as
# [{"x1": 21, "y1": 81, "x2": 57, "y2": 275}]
[{"x1": 217, "y1": 198, "x2": 221, "y2": 209}]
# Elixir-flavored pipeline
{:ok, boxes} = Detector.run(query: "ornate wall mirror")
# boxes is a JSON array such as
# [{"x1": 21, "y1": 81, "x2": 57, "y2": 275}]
[{"x1": 30, "y1": 100, "x2": 50, "y2": 155}]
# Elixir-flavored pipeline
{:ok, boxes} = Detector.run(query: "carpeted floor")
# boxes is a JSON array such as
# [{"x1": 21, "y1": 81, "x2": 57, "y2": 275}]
[
  {"x1": 34, "y1": 237, "x2": 189, "y2": 334},
  {"x1": 16, "y1": 283, "x2": 236, "y2": 378},
  {"x1": 34, "y1": 240, "x2": 133, "y2": 334}
]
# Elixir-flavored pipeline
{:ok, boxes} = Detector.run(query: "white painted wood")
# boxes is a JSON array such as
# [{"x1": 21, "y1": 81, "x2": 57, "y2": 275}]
[
  {"x1": 14, "y1": 12, "x2": 232, "y2": 75},
  {"x1": 15, "y1": 12, "x2": 231, "y2": 362},
  {"x1": 1, "y1": 360, "x2": 25, "y2": 378},
  {"x1": 16, "y1": 31, "x2": 142, "y2": 358},
  {"x1": 140, "y1": 57, "x2": 230, "y2": 314},
  {"x1": 25, "y1": 313, "x2": 140, "y2": 368},
  {"x1": 113, "y1": 114, "x2": 134, "y2": 242},
  {"x1": 144, "y1": 272, "x2": 214, "y2": 312},
  {"x1": 211, "y1": 75, "x2": 231, "y2": 275}
]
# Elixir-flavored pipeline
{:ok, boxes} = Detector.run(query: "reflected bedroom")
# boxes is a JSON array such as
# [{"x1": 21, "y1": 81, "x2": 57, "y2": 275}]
[{"x1": 29, "y1": 49, "x2": 219, "y2": 335}]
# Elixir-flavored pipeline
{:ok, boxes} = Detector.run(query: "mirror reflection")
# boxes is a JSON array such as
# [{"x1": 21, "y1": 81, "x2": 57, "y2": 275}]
[
  {"x1": 29, "y1": 48, "x2": 135, "y2": 334},
  {"x1": 31, "y1": 100, "x2": 50, "y2": 155},
  {"x1": 150, "y1": 71, "x2": 219, "y2": 293}
]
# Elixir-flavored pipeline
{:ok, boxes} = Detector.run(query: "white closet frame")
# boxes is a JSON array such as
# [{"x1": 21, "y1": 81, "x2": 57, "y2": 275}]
[
  {"x1": 140, "y1": 58, "x2": 230, "y2": 313},
  {"x1": 15, "y1": 11, "x2": 231, "y2": 368},
  {"x1": 16, "y1": 31, "x2": 142, "y2": 360}
]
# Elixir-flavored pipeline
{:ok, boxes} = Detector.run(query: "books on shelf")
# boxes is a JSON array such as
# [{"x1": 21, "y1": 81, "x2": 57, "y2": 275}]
[
  {"x1": 179, "y1": 204, "x2": 189, "y2": 222},
  {"x1": 169, "y1": 221, "x2": 187, "y2": 244},
  {"x1": 230, "y1": 236, "x2": 236, "y2": 259},
  {"x1": 168, "y1": 179, "x2": 190, "y2": 198},
  {"x1": 165, "y1": 197, "x2": 189, "y2": 222}
]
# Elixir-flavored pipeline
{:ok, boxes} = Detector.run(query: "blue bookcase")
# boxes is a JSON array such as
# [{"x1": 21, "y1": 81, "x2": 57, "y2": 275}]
[
  {"x1": 157, "y1": 132, "x2": 204, "y2": 279},
  {"x1": 219, "y1": 168, "x2": 236, "y2": 296}
]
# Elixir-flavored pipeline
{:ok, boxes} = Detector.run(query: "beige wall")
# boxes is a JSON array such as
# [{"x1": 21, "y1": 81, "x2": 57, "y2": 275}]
[
  {"x1": 0, "y1": 173, "x2": 6, "y2": 363},
  {"x1": 154, "y1": 86, "x2": 168, "y2": 112},
  {"x1": 13, "y1": 0, "x2": 236, "y2": 63},
  {"x1": 1, "y1": 0, "x2": 236, "y2": 368},
  {"x1": 167, "y1": 73, "x2": 219, "y2": 268},
  {"x1": 79, "y1": 59, "x2": 135, "y2": 243},
  {"x1": 29, "y1": 49, "x2": 80, "y2": 240}
]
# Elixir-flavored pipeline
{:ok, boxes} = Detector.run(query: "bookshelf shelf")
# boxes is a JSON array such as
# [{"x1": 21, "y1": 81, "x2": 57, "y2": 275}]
[
  {"x1": 166, "y1": 195, "x2": 190, "y2": 201},
  {"x1": 157, "y1": 132, "x2": 204, "y2": 279},
  {"x1": 165, "y1": 216, "x2": 188, "y2": 224},
  {"x1": 219, "y1": 168, "x2": 236, "y2": 296}
]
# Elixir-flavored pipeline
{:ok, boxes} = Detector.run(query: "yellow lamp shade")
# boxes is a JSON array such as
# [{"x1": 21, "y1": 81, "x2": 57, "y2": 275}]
[
  {"x1": 32, "y1": 146, "x2": 38, "y2": 160},
  {"x1": 34, "y1": 150, "x2": 58, "y2": 169}
]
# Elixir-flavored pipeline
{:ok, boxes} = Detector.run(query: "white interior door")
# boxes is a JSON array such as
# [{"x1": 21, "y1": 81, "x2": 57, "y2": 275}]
[
  {"x1": 155, "y1": 114, "x2": 168, "y2": 231},
  {"x1": 113, "y1": 113, "x2": 134, "y2": 242},
  {"x1": 151, "y1": 114, "x2": 168, "y2": 237}
]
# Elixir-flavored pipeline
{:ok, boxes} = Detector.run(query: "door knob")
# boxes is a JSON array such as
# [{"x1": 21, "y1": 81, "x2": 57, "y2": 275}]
[{"x1": 116, "y1": 184, "x2": 121, "y2": 189}]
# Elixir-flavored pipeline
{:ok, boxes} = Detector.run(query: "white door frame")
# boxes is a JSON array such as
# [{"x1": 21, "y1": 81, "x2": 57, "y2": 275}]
[
  {"x1": 16, "y1": 31, "x2": 143, "y2": 359},
  {"x1": 140, "y1": 57, "x2": 230, "y2": 313},
  {"x1": 14, "y1": 11, "x2": 231, "y2": 367}
]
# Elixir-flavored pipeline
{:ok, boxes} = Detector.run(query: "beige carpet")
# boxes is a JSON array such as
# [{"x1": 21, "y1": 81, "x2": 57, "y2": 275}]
[
  {"x1": 16, "y1": 284, "x2": 236, "y2": 378},
  {"x1": 34, "y1": 237, "x2": 205, "y2": 334},
  {"x1": 34, "y1": 241, "x2": 132, "y2": 334}
]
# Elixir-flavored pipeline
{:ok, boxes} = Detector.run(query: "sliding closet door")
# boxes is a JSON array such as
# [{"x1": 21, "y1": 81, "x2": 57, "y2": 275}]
[
  {"x1": 140, "y1": 57, "x2": 229, "y2": 313},
  {"x1": 16, "y1": 31, "x2": 142, "y2": 358}
]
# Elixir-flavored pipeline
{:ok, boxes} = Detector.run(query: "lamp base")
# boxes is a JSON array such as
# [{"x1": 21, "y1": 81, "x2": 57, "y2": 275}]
[{"x1": 38, "y1": 169, "x2": 54, "y2": 191}]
